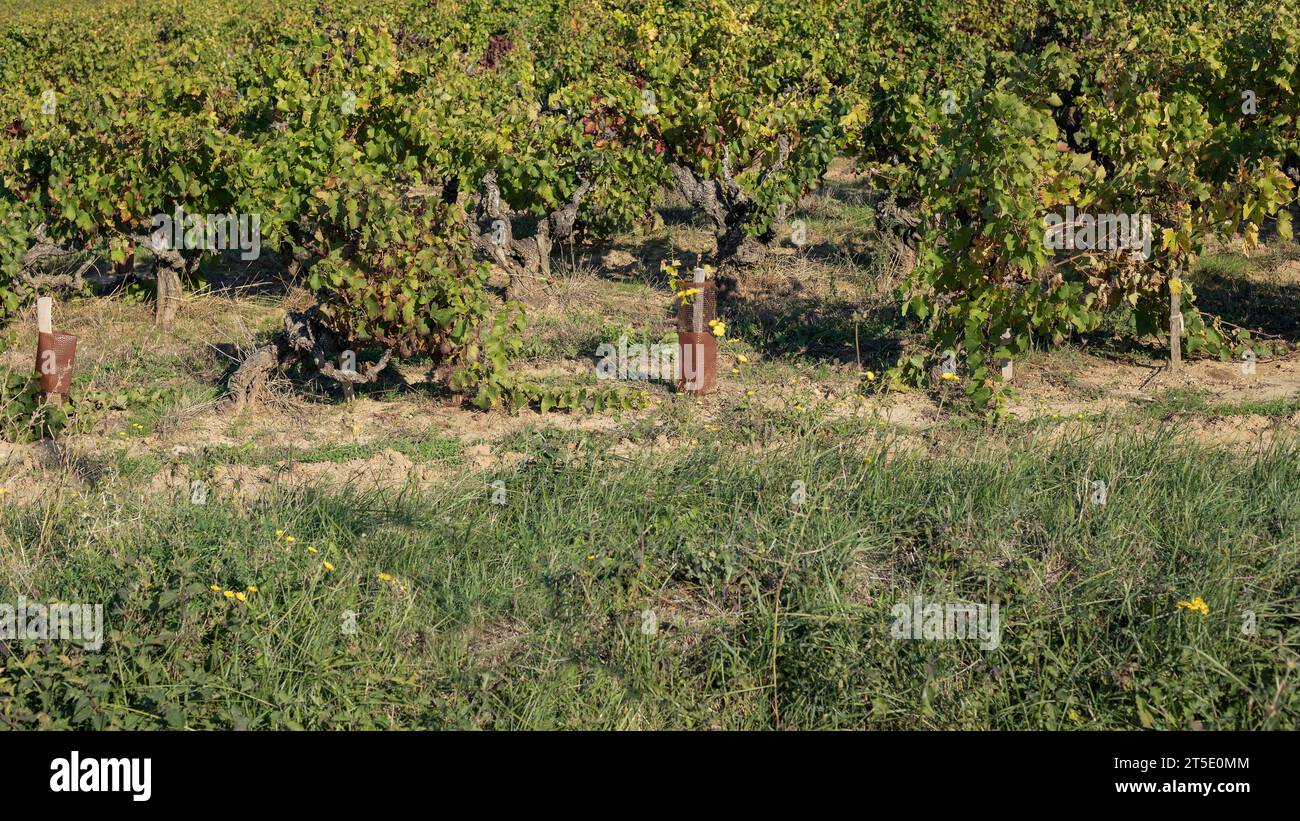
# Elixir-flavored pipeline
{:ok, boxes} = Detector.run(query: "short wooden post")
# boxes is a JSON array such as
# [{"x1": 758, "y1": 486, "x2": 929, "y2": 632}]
[
  {"x1": 692, "y1": 267, "x2": 704, "y2": 333},
  {"x1": 156, "y1": 261, "x2": 182, "y2": 328},
  {"x1": 37, "y1": 296, "x2": 52, "y2": 336},
  {"x1": 998, "y1": 329, "x2": 1013, "y2": 382},
  {"x1": 1169, "y1": 278, "x2": 1183, "y2": 373}
]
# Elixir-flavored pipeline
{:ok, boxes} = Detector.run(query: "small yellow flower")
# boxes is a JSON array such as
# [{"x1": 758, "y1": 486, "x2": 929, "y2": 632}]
[
  {"x1": 246, "y1": 585, "x2": 258, "y2": 593},
  {"x1": 1176, "y1": 595, "x2": 1209, "y2": 616},
  {"x1": 210, "y1": 584, "x2": 222, "y2": 592},
  {"x1": 284, "y1": 535, "x2": 296, "y2": 544},
  {"x1": 378, "y1": 572, "x2": 394, "y2": 583},
  {"x1": 352, "y1": 423, "x2": 361, "y2": 435},
  {"x1": 745, "y1": 390, "x2": 754, "y2": 397},
  {"x1": 223, "y1": 590, "x2": 235, "y2": 599},
  {"x1": 731, "y1": 367, "x2": 739, "y2": 374},
  {"x1": 307, "y1": 545, "x2": 318, "y2": 554},
  {"x1": 275, "y1": 529, "x2": 284, "y2": 537},
  {"x1": 1168, "y1": 277, "x2": 1184, "y2": 296},
  {"x1": 866, "y1": 371, "x2": 876, "y2": 381},
  {"x1": 323, "y1": 561, "x2": 335, "y2": 571},
  {"x1": 737, "y1": 354, "x2": 748, "y2": 364},
  {"x1": 234, "y1": 591, "x2": 247, "y2": 603},
  {"x1": 586, "y1": 554, "x2": 595, "y2": 561},
  {"x1": 941, "y1": 372, "x2": 959, "y2": 381}
]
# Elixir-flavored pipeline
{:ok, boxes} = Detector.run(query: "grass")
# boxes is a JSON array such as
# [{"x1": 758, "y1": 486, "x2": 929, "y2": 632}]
[
  {"x1": 1143, "y1": 388, "x2": 1300, "y2": 420},
  {"x1": 171, "y1": 434, "x2": 466, "y2": 469},
  {"x1": 2, "y1": 420, "x2": 1296, "y2": 729}
]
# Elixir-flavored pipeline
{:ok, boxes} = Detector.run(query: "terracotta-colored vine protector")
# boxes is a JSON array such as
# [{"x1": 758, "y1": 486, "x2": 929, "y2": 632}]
[
  {"x1": 677, "y1": 333, "x2": 717, "y2": 394},
  {"x1": 36, "y1": 331, "x2": 78, "y2": 398},
  {"x1": 675, "y1": 275, "x2": 718, "y2": 394}
]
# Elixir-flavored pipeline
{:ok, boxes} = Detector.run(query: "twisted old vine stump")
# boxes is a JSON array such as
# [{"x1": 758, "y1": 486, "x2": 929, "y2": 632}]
[{"x1": 223, "y1": 306, "x2": 391, "y2": 409}]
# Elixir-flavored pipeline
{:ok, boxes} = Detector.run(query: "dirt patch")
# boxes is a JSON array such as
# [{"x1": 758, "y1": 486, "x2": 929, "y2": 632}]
[
  {"x1": 841, "y1": 557, "x2": 896, "y2": 607},
  {"x1": 169, "y1": 393, "x2": 627, "y2": 457},
  {"x1": 1006, "y1": 351, "x2": 1300, "y2": 418},
  {"x1": 463, "y1": 616, "x2": 530, "y2": 666},
  {"x1": 1179, "y1": 414, "x2": 1290, "y2": 450},
  {"x1": 150, "y1": 448, "x2": 435, "y2": 502}
]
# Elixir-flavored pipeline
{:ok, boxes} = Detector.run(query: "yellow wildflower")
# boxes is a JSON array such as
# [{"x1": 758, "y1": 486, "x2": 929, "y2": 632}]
[
  {"x1": 737, "y1": 354, "x2": 748, "y2": 364},
  {"x1": 1176, "y1": 595, "x2": 1209, "y2": 616},
  {"x1": 234, "y1": 591, "x2": 247, "y2": 603},
  {"x1": 284, "y1": 535, "x2": 296, "y2": 544},
  {"x1": 246, "y1": 585, "x2": 258, "y2": 593},
  {"x1": 941, "y1": 372, "x2": 958, "y2": 381},
  {"x1": 866, "y1": 371, "x2": 876, "y2": 381},
  {"x1": 323, "y1": 561, "x2": 335, "y2": 571},
  {"x1": 307, "y1": 545, "x2": 319, "y2": 554},
  {"x1": 378, "y1": 572, "x2": 394, "y2": 583},
  {"x1": 223, "y1": 590, "x2": 235, "y2": 599},
  {"x1": 210, "y1": 584, "x2": 222, "y2": 592}
]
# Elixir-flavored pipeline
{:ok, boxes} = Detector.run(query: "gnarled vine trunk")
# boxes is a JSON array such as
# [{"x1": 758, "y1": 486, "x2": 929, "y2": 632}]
[
  {"x1": 467, "y1": 170, "x2": 591, "y2": 302},
  {"x1": 222, "y1": 305, "x2": 391, "y2": 409},
  {"x1": 667, "y1": 135, "x2": 792, "y2": 296}
]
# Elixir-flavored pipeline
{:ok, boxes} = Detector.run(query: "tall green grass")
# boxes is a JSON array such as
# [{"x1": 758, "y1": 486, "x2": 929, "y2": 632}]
[{"x1": 1, "y1": 427, "x2": 1297, "y2": 729}]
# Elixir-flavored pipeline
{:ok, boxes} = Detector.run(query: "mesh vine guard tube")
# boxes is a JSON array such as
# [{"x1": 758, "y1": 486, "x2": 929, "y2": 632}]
[
  {"x1": 676, "y1": 278, "x2": 717, "y2": 394},
  {"x1": 36, "y1": 331, "x2": 78, "y2": 401}
]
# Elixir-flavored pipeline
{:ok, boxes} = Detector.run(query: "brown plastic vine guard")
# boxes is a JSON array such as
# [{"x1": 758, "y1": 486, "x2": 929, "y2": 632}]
[
  {"x1": 676, "y1": 279, "x2": 717, "y2": 394},
  {"x1": 36, "y1": 331, "x2": 78, "y2": 402}
]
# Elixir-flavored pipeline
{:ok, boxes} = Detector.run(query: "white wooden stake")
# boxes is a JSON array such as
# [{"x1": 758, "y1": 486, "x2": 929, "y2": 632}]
[
  {"x1": 1170, "y1": 291, "x2": 1182, "y2": 373},
  {"x1": 692, "y1": 267, "x2": 704, "y2": 334},
  {"x1": 37, "y1": 296, "x2": 53, "y2": 334}
]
